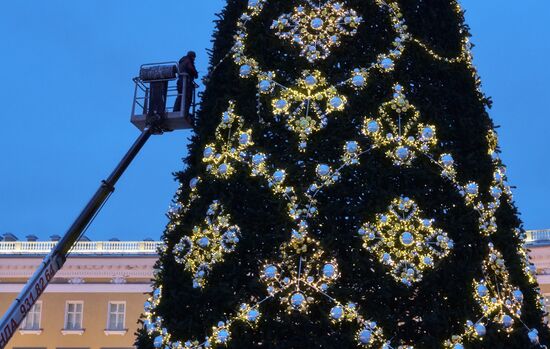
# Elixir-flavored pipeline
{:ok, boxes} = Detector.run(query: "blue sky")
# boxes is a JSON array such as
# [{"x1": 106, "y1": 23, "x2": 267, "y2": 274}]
[{"x1": 0, "y1": 1, "x2": 548, "y2": 242}]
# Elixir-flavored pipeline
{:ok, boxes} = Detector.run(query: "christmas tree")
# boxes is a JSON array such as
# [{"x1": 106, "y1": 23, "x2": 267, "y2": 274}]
[{"x1": 137, "y1": 0, "x2": 549, "y2": 348}]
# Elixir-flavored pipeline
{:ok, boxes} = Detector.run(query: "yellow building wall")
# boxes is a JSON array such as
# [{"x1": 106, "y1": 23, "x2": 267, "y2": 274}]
[{"x1": 0, "y1": 292, "x2": 147, "y2": 349}]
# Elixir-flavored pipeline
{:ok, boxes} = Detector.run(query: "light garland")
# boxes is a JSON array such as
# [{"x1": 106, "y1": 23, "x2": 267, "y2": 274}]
[{"x1": 409, "y1": 0, "x2": 472, "y2": 65}]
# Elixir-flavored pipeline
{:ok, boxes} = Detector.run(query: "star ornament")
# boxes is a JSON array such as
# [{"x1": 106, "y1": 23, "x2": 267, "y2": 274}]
[{"x1": 271, "y1": 0, "x2": 363, "y2": 62}]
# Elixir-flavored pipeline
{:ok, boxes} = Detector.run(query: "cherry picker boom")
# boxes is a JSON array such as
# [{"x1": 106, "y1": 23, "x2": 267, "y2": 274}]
[{"x1": 0, "y1": 62, "x2": 194, "y2": 349}]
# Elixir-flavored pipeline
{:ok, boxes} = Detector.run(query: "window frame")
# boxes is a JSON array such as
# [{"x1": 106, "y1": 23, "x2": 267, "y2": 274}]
[
  {"x1": 106, "y1": 301, "x2": 126, "y2": 331},
  {"x1": 64, "y1": 301, "x2": 84, "y2": 331},
  {"x1": 20, "y1": 300, "x2": 42, "y2": 331}
]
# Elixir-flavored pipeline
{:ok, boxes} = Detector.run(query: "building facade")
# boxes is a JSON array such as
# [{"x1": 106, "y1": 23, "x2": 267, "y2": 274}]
[
  {"x1": 527, "y1": 229, "x2": 550, "y2": 296},
  {"x1": 0, "y1": 239, "x2": 160, "y2": 349},
  {"x1": 1, "y1": 231, "x2": 550, "y2": 349}
]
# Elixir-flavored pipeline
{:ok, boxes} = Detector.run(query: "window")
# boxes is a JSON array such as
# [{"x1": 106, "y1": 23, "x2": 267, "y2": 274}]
[
  {"x1": 20, "y1": 301, "x2": 42, "y2": 330},
  {"x1": 107, "y1": 302, "x2": 125, "y2": 330},
  {"x1": 64, "y1": 302, "x2": 83, "y2": 330}
]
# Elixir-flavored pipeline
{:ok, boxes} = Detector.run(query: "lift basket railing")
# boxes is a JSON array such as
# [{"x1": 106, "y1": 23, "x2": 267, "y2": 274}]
[{"x1": 131, "y1": 61, "x2": 194, "y2": 131}]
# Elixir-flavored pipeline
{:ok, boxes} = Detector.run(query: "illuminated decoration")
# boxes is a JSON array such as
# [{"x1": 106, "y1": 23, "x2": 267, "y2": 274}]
[
  {"x1": 249, "y1": 152, "x2": 268, "y2": 176},
  {"x1": 303, "y1": 141, "x2": 368, "y2": 207},
  {"x1": 152, "y1": 105, "x2": 545, "y2": 349},
  {"x1": 212, "y1": 321, "x2": 231, "y2": 345},
  {"x1": 516, "y1": 227, "x2": 538, "y2": 285},
  {"x1": 462, "y1": 181, "x2": 479, "y2": 205},
  {"x1": 271, "y1": 0, "x2": 362, "y2": 62},
  {"x1": 473, "y1": 244, "x2": 524, "y2": 332},
  {"x1": 359, "y1": 197, "x2": 453, "y2": 286},
  {"x1": 348, "y1": 68, "x2": 369, "y2": 90},
  {"x1": 487, "y1": 129, "x2": 499, "y2": 160},
  {"x1": 173, "y1": 201, "x2": 241, "y2": 289},
  {"x1": 202, "y1": 110, "x2": 302, "y2": 215},
  {"x1": 143, "y1": 0, "x2": 548, "y2": 347},
  {"x1": 342, "y1": 140, "x2": 362, "y2": 165},
  {"x1": 444, "y1": 244, "x2": 530, "y2": 347},
  {"x1": 260, "y1": 231, "x2": 339, "y2": 312},
  {"x1": 272, "y1": 70, "x2": 346, "y2": 150},
  {"x1": 410, "y1": 0, "x2": 473, "y2": 65},
  {"x1": 355, "y1": 321, "x2": 387, "y2": 348},
  {"x1": 257, "y1": 71, "x2": 277, "y2": 94},
  {"x1": 143, "y1": 279, "x2": 391, "y2": 349},
  {"x1": 246, "y1": 0, "x2": 267, "y2": 16},
  {"x1": 202, "y1": 101, "x2": 253, "y2": 178},
  {"x1": 145, "y1": 225, "x2": 392, "y2": 348},
  {"x1": 232, "y1": 0, "x2": 409, "y2": 149},
  {"x1": 166, "y1": 177, "x2": 202, "y2": 236},
  {"x1": 237, "y1": 303, "x2": 261, "y2": 326},
  {"x1": 233, "y1": 0, "x2": 409, "y2": 81},
  {"x1": 438, "y1": 153, "x2": 457, "y2": 181},
  {"x1": 362, "y1": 84, "x2": 437, "y2": 166}
]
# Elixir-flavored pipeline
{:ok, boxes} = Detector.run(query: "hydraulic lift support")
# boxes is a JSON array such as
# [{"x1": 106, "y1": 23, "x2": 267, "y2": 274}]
[{"x1": 0, "y1": 61, "x2": 192, "y2": 349}]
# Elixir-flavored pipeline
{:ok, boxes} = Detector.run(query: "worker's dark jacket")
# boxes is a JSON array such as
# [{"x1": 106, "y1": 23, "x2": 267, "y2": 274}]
[
  {"x1": 174, "y1": 56, "x2": 198, "y2": 113},
  {"x1": 178, "y1": 56, "x2": 198, "y2": 81}
]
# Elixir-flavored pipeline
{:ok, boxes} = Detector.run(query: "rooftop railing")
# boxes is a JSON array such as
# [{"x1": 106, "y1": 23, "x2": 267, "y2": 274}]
[
  {"x1": 0, "y1": 240, "x2": 162, "y2": 255},
  {"x1": 526, "y1": 230, "x2": 550, "y2": 245}
]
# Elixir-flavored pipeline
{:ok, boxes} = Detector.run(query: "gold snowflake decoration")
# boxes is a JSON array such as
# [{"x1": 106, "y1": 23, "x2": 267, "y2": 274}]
[
  {"x1": 271, "y1": 0, "x2": 362, "y2": 62},
  {"x1": 273, "y1": 70, "x2": 346, "y2": 150},
  {"x1": 260, "y1": 228, "x2": 339, "y2": 313},
  {"x1": 358, "y1": 197, "x2": 454, "y2": 286},
  {"x1": 362, "y1": 84, "x2": 437, "y2": 166},
  {"x1": 445, "y1": 244, "x2": 527, "y2": 347},
  {"x1": 173, "y1": 201, "x2": 241, "y2": 289},
  {"x1": 473, "y1": 243, "x2": 524, "y2": 332},
  {"x1": 202, "y1": 101, "x2": 253, "y2": 178}
]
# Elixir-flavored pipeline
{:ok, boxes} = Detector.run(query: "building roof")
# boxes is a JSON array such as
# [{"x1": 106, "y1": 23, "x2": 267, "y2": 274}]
[
  {"x1": 526, "y1": 230, "x2": 550, "y2": 246},
  {"x1": 0, "y1": 240, "x2": 162, "y2": 256}
]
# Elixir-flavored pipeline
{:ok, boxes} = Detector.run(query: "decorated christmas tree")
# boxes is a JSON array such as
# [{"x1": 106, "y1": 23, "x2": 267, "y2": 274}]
[{"x1": 137, "y1": 0, "x2": 549, "y2": 348}]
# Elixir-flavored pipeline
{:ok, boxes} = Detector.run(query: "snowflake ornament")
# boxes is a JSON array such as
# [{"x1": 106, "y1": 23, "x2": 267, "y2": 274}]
[
  {"x1": 358, "y1": 197, "x2": 454, "y2": 286},
  {"x1": 271, "y1": 0, "x2": 362, "y2": 62},
  {"x1": 273, "y1": 70, "x2": 346, "y2": 150}
]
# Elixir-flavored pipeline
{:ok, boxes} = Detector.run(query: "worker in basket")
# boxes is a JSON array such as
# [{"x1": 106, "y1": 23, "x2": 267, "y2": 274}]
[{"x1": 174, "y1": 51, "x2": 198, "y2": 124}]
